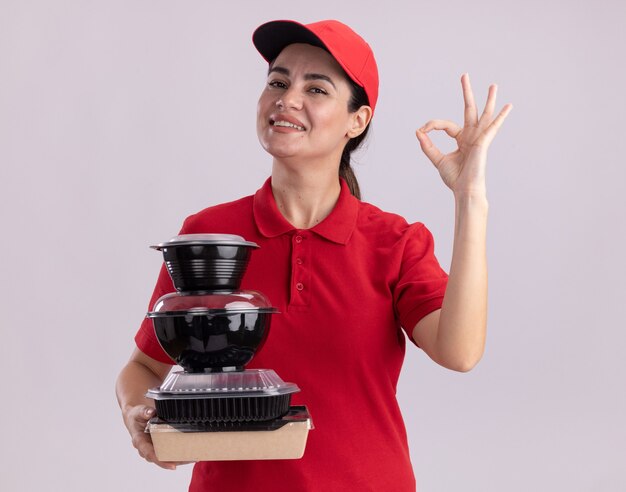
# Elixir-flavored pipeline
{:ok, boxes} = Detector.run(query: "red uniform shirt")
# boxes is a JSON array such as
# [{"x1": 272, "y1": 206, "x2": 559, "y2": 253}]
[{"x1": 135, "y1": 177, "x2": 448, "y2": 491}]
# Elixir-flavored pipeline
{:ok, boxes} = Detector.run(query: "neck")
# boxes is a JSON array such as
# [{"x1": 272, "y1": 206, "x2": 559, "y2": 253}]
[{"x1": 270, "y1": 162, "x2": 342, "y2": 229}]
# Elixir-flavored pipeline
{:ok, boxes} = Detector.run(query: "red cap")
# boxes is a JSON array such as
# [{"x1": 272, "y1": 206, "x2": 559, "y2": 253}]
[{"x1": 252, "y1": 20, "x2": 379, "y2": 114}]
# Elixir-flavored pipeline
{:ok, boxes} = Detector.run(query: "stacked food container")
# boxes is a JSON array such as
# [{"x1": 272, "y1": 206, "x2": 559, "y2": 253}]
[{"x1": 144, "y1": 234, "x2": 312, "y2": 461}]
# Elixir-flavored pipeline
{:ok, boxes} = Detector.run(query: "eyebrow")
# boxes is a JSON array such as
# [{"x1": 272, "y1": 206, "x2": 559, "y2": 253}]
[{"x1": 268, "y1": 66, "x2": 337, "y2": 89}]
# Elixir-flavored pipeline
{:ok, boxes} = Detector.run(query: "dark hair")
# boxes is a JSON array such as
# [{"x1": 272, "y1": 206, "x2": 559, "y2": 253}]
[{"x1": 340, "y1": 80, "x2": 370, "y2": 200}]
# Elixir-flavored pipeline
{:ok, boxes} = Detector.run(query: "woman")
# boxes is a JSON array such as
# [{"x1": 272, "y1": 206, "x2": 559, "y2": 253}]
[{"x1": 116, "y1": 19, "x2": 512, "y2": 491}]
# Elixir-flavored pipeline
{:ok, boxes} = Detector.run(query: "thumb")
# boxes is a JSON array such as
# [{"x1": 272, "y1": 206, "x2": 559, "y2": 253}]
[{"x1": 141, "y1": 406, "x2": 156, "y2": 420}]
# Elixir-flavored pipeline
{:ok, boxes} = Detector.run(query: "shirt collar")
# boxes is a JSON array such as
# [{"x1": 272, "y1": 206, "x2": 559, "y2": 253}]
[{"x1": 253, "y1": 176, "x2": 359, "y2": 245}]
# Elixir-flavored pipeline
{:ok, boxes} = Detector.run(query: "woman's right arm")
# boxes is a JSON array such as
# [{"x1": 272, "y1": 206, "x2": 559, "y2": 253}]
[{"x1": 115, "y1": 348, "x2": 178, "y2": 470}]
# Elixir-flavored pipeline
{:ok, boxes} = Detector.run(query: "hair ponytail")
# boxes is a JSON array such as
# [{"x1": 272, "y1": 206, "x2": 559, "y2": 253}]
[{"x1": 339, "y1": 142, "x2": 362, "y2": 200}]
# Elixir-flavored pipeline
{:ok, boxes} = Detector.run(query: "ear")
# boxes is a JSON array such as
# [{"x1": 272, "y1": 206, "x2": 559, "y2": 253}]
[{"x1": 346, "y1": 105, "x2": 373, "y2": 138}]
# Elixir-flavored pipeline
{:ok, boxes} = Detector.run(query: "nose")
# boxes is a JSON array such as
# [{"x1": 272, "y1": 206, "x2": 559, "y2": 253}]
[{"x1": 276, "y1": 86, "x2": 303, "y2": 110}]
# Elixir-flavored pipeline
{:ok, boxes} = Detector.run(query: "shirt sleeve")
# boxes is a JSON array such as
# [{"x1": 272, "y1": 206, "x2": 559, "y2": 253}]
[{"x1": 393, "y1": 222, "x2": 448, "y2": 344}]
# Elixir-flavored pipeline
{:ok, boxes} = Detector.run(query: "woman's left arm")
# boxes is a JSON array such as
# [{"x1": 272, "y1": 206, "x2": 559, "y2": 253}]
[{"x1": 411, "y1": 73, "x2": 512, "y2": 372}]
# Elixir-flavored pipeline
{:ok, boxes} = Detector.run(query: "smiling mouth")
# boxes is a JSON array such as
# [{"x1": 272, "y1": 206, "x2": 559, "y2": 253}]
[{"x1": 271, "y1": 120, "x2": 306, "y2": 131}]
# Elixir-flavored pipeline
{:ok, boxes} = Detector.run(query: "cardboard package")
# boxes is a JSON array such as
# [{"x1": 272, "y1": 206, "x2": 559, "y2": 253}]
[{"x1": 148, "y1": 406, "x2": 313, "y2": 462}]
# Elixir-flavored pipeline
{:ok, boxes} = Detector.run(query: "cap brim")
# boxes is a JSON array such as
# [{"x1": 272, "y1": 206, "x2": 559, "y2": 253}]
[{"x1": 252, "y1": 20, "x2": 328, "y2": 63}]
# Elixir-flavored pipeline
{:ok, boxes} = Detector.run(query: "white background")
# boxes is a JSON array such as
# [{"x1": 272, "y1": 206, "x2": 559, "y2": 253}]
[{"x1": 1, "y1": 1, "x2": 625, "y2": 490}]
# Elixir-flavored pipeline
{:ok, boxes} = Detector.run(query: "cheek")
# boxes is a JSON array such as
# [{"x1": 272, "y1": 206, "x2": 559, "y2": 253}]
[
  {"x1": 256, "y1": 95, "x2": 271, "y2": 131},
  {"x1": 316, "y1": 107, "x2": 351, "y2": 138},
  {"x1": 256, "y1": 95, "x2": 265, "y2": 119},
  {"x1": 257, "y1": 90, "x2": 273, "y2": 114}
]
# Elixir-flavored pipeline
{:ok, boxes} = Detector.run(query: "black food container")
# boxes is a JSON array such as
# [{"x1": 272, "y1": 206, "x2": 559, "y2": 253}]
[
  {"x1": 151, "y1": 234, "x2": 259, "y2": 292},
  {"x1": 148, "y1": 291, "x2": 278, "y2": 373},
  {"x1": 146, "y1": 369, "x2": 300, "y2": 424}
]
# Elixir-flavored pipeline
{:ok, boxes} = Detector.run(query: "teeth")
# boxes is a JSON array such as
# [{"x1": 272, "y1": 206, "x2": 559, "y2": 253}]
[{"x1": 273, "y1": 120, "x2": 305, "y2": 130}]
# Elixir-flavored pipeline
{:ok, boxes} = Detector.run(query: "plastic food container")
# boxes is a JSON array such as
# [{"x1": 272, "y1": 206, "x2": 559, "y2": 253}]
[
  {"x1": 146, "y1": 369, "x2": 300, "y2": 423},
  {"x1": 147, "y1": 291, "x2": 278, "y2": 372},
  {"x1": 151, "y1": 234, "x2": 259, "y2": 292}
]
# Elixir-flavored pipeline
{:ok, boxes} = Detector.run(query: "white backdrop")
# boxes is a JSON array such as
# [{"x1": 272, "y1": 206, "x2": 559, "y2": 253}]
[{"x1": 1, "y1": 1, "x2": 625, "y2": 491}]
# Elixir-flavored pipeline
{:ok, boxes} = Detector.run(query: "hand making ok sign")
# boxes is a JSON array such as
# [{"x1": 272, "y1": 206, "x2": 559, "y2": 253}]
[{"x1": 415, "y1": 73, "x2": 513, "y2": 196}]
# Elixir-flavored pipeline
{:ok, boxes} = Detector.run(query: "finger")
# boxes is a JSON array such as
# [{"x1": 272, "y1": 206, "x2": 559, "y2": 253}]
[
  {"x1": 462, "y1": 73, "x2": 478, "y2": 127},
  {"x1": 132, "y1": 430, "x2": 158, "y2": 461},
  {"x1": 154, "y1": 460, "x2": 179, "y2": 471},
  {"x1": 127, "y1": 406, "x2": 155, "y2": 430},
  {"x1": 142, "y1": 406, "x2": 156, "y2": 421},
  {"x1": 415, "y1": 129, "x2": 445, "y2": 167},
  {"x1": 150, "y1": 454, "x2": 178, "y2": 470},
  {"x1": 478, "y1": 84, "x2": 497, "y2": 127},
  {"x1": 128, "y1": 404, "x2": 155, "y2": 420},
  {"x1": 132, "y1": 424, "x2": 179, "y2": 470},
  {"x1": 477, "y1": 103, "x2": 513, "y2": 148},
  {"x1": 419, "y1": 119, "x2": 462, "y2": 139},
  {"x1": 136, "y1": 406, "x2": 156, "y2": 423},
  {"x1": 154, "y1": 460, "x2": 195, "y2": 470}
]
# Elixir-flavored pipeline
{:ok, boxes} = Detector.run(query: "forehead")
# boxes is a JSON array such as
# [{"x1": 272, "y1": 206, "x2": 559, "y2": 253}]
[{"x1": 272, "y1": 43, "x2": 347, "y2": 80}]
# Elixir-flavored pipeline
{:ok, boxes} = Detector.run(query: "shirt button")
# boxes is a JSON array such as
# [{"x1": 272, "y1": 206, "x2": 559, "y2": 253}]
[
  {"x1": 295, "y1": 235, "x2": 303, "y2": 243},
  {"x1": 296, "y1": 257, "x2": 303, "y2": 265},
  {"x1": 296, "y1": 282, "x2": 304, "y2": 291}
]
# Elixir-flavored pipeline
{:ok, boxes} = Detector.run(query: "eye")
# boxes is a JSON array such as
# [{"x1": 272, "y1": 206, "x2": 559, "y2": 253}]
[
  {"x1": 268, "y1": 80, "x2": 287, "y2": 89},
  {"x1": 309, "y1": 87, "x2": 328, "y2": 95}
]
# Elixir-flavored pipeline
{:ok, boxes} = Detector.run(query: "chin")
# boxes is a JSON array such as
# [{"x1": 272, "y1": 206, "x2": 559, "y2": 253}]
[
  {"x1": 268, "y1": 150, "x2": 302, "y2": 161},
  {"x1": 260, "y1": 141, "x2": 302, "y2": 160}
]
